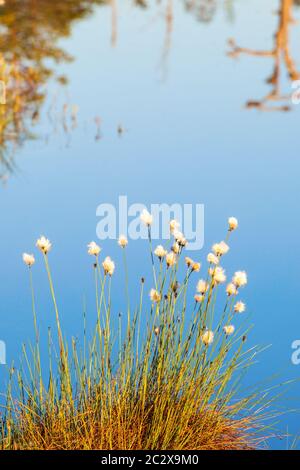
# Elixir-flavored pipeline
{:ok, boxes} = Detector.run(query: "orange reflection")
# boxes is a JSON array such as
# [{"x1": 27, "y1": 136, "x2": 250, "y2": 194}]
[{"x1": 228, "y1": 0, "x2": 300, "y2": 112}]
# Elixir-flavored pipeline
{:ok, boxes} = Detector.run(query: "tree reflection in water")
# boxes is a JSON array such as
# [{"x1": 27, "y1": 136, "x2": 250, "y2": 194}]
[
  {"x1": 228, "y1": 0, "x2": 300, "y2": 112},
  {"x1": 0, "y1": 0, "x2": 299, "y2": 180}
]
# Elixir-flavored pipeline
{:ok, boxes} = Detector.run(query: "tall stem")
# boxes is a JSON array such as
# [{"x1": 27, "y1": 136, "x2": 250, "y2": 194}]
[{"x1": 148, "y1": 225, "x2": 157, "y2": 289}]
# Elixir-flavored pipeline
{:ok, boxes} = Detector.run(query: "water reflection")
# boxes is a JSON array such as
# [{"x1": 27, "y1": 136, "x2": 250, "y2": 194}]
[
  {"x1": 0, "y1": 0, "x2": 105, "y2": 178},
  {"x1": 1, "y1": 0, "x2": 300, "y2": 179},
  {"x1": 228, "y1": 0, "x2": 300, "y2": 111},
  {"x1": 184, "y1": 0, "x2": 217, "y2": 22}
]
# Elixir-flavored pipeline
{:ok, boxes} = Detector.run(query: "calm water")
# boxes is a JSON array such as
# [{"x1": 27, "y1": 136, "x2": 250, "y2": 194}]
[{"x1": 1, "y1": 0, "x2": 300, "y2": 449}]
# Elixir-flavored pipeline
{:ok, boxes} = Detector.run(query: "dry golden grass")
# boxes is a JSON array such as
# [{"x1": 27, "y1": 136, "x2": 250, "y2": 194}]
[{"x1": 8, "y1": 404, "x2": 261, "y2": 450}]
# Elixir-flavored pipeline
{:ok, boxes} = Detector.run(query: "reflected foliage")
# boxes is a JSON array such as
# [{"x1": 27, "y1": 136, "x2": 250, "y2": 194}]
[
  {"x1": 0, "y1": 0, "x2": 106, "y2": 178},
  {"x1": 0, "y1": 0, "x2": 299, "y2": 179},
  {"x1": 134, "y1": 0, "x2": 228, "y2": 22},
  {"x1": 184, "y1": 0, "x2": 217, "y2": 23}
]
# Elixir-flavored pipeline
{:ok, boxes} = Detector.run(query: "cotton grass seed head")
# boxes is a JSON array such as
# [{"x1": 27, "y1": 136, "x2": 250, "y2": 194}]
[
  {"x1": 166, "y1": 251, "x2": 177, "y2": 267},
  {"x1": 212, "y1": 241, "x2": 229, "y2": 257},
  {"x1": 234, "y1": 301, "x2": 246, "y2": 313},
  {"x1": 201, "y1": 330, "x2": 214, "y2": 346},
  {"x1": 228, "y1": 216, "x2": 238, "y2": 231},
  {"x1": 102, "y1": 256, "x2": 115, "y2": 276},
  {"x1": 154, "y1": 326, "x2": 160, "y2": 336},
  {"x1": 223, "y1": 325, "x2": 235, "y2": 336},
  {"x1": 154, "y1": 245, "x2": 167, "y2": 259},
  {"x1": 118, "y1": 235, "x2": 128, "y2": 248},
  {"x1": 171, "y1": 242, "x2": 180, "y2": 254},
  {"x1": 185, "y1": 257, "x2": 193, "y2": 268},
  {"x1": 196, "y1": 279, "x2": 208, "y2": 294},
  {"x1": 36, "y1": 236, "x2": 52, "y2": 255},
  {"x1": 185, "y1": 257, "x2": 200, "y2": 272},
  {"x1": 226, "y1": 282, "x2": 238, "y2": 296},
  {"x1": 211, "y1": 266, "x2": 226, "y2": 284},
  {"x1": 169, "y1": 219, "x2": 180, "y2": 234},
  {"x1": 192, "y1": 262, "x2": 201, "y2": 272},
  {"x1": 194, "y1": 294, "x2": 204, "y2": 303},
  {"x1": 233, "y1": 271, "x2": 247, "y2": 288},
  {"x1": 207, "y1": 252, "x2": 219, "y2": 265},
  {"x1": 173, "y1": 230, "x2": 187, "y2": 247},
  {"x1": 87, "y1": 241, "x2": 101, "y2": 256},
  {"x1": 140, "y1": 209, "x2": 153, "y2": 226},
  {"x1": 23, "y1": 253, "x2": 35, "y2": 267},
  {"x1": 150, "y1": 289, "x2": 161, "y2": 303}
]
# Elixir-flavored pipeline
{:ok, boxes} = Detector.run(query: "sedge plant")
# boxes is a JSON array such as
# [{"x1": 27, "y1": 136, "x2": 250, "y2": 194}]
[{"x1": 0, "y1": 216, "x2": 276, "y2": 450}]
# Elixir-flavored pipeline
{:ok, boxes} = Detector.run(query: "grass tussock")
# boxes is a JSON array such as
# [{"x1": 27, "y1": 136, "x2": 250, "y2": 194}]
[{"x1": 1, "y1": 216, "x2": 274, "y2": 450}]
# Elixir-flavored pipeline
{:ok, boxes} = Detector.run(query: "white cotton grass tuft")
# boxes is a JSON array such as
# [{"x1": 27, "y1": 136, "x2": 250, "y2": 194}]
[
  {"x1": 154, "y1": 245, "x2": 167, "y2": 259},
  {"x1": 87, "y1": 241, "x2": 101, "y2": 256},
  {"x1": 23, "y1": 253, "x2": 35, "y2": 267},
  {"x1": 223, "y1": 325, "x2": 235, "y2": 336},
  {"x1": 196, "y1": 280, "x2": 208, "y2": 294},
  {"x1": 185, "y1": 257, "x2": 193, "y2": 268},
  {"x1": 185, "y1": 257, "x2": 200, "y2": 272},
  {"x1": 173, "y1": 230, "x2": 188, "y2": 247},
  {"x1": 150, "y1": 289, "x2": 161, "y2": 303},
  {"x1": 171, "y1": 242, "x2": 180, "y2": 254},
  {"x1": 207, "y1": 252, "x2": 219, "y2": 265},
  {"x1": 118, "y1": 235, "x2": 128, "y2": 248},
  {"x1": 169, "y1": 219, "x2": 180, "y2": 234},
  {"x1": 234, "y1": 301, "x2": 246, "y2": 313},
  {"x1": 102, "y1": 256, "x2": 115, "y2": 276},
  {"x1": 233, "y1": 271, "x2": 247, "y2": 288},
  {"x1": 228, "y1": 217, "x2": 238, "y2": 231},
  {"x1": 226, "y1": 282, "x2": 238, "y2": 296},
  {"x1": 212, "y1": 241, "x2": 229, "y2": 257},
  {"x1": 166, "y1": 251, "x2": 177, "y2": 268},
  {"x1": 192, "y1": 262, "x2": 201, "y2": 272},
  {"x1": 140, "y1": 209, "x2": 153, "y2": 226},
  {"x1": 201, "y1": 330, "x2": 214, "y2": 346},
  {"x1": 210, "y1": 266, "x2": 226, "y2": 284},
  {"x1": 36, "y1": 236, "x2": 52, "y2": 254}
]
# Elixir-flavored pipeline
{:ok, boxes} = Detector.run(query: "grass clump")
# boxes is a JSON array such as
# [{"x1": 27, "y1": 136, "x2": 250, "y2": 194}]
[{"x1": 0, "y1": 216, "x2": 274, "y2": 450}]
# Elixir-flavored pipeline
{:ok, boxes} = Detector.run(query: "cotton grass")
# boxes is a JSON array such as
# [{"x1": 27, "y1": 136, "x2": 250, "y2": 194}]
[{"x1": 0, "y1": 216, "x2": 277, "y2": 450}]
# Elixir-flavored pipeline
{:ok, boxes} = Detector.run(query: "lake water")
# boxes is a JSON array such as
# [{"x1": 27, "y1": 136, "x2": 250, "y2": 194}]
[{"x1": 1, "y1": 0, "x2": 300, "y2": 449}]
